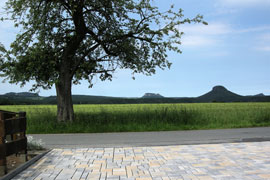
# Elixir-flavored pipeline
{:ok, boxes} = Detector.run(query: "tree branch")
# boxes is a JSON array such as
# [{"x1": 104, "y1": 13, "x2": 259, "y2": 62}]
[
  {"x1": 86, "y1": 29, "x2": 118, "y2": 56},
  {"x1": 70, "y1": 43, "x2": 100, "y2": 76}
]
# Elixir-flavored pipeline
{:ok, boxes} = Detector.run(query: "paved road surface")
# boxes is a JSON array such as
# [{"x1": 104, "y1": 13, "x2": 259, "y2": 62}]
[{"x1": 29, "y1": 127, "x2": 270, "y2": 148}]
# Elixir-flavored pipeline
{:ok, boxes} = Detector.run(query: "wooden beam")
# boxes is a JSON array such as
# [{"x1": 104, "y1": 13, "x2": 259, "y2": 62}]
[
  {"x1": 5, "y1": 138, "x2": 27, "y2": 157},
  {"x1": 0, "y1": 144, "x2": 5, "y2": 159},
  {"x1": 3, "y1": 117, "x2": 26, "y2": 135},
  {"x1": 0, "y1": 120, "x2": 5, "y2": 137}
]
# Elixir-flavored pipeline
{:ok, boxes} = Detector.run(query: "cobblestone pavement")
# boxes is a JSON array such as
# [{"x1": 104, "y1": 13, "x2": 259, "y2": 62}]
[{"x1": 13, "y1": 141, "x2": 270, "y2": 180}]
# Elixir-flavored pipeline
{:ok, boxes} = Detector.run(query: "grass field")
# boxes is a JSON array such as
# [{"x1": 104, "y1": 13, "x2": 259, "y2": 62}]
[{"x1": 0, "y1": 103, "x2": 270, "y2": 134}]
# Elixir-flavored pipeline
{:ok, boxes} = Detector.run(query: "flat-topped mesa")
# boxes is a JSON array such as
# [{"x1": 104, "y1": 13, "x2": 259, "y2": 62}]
[
  {"x1": 142, "y1": 93, "x2": 164, "y2": 98},
  {"x1": 212, "y1": 85, "x2": 228, "y2": 92}
]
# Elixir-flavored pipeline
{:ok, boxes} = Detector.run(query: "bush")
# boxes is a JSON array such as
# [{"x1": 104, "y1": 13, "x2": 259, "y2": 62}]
[{"x1": 27, "y1": 136, "x2": 46, "y2": 150}]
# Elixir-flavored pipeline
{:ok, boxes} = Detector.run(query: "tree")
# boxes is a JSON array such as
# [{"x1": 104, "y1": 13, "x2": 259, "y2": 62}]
[{"x1": 0, "y1": 0, "x2": 206, "y2": 122}]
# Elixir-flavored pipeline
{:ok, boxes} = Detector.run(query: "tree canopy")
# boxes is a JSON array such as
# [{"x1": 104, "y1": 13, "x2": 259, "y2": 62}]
[{"x1": 0, "y1": 0, "x2": 206, "y2": 122}]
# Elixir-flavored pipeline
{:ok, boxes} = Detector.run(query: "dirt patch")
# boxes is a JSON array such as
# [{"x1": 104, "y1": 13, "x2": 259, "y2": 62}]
[{"x1": 1, "y1": 150, "x2": 47, "y2": 177}]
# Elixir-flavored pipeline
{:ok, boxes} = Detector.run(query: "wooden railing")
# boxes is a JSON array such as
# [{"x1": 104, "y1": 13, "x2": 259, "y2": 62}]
[{"x1": 0, "y1": 110, "x2": 27, "y2": 175}]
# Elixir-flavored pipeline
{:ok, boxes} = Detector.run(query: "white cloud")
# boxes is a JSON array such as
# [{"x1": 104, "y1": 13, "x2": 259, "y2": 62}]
[
  {"x1": 182, "y1": 35, "x2": 216, "y2": 47},
  {"x1": 218, "y1": 0, "x2": 270, "y2": 7},
  {"x1": 0, "y1": 0, "x2": 18, "y2": 48},
  {"x1": 212, "y1": 0, "x2": 270, "y2": 16},
  {"x1": 208, "y1": 8, "x2": 239, "y2": 16},
  {"x1": 256, "y1": 46, "x2": 270, "y2": 52},
  {"x1": 0, "y1": 19, "x2": 15, "y2": 29},
  {"x1": 180, "y1": 22, "x2": 270, "y2": 48},
  {"x1": 0, "y1": 20, "x2": 18, "y2": 48},
  {"x1": 235, "y1": 26, "x2": 270, "y2": 34},
  {"x1": 259, "y1": 33, "x2": 270, "y2": 40},
  {"x1": 0, "y1": 0, "x2": 8, "y2": 15},
  {"x1": 254, "y1": 33, "x2": 270, "y2": 52},
  {"x1": 181, "y1": 23, "x2": 232, "y2": 36},
  {"x1": 0, "y1": 1, "x2": 6, "y2": 8},
  {"x1": 180, "y1": 22, "x2": 232, "y2": 47}
]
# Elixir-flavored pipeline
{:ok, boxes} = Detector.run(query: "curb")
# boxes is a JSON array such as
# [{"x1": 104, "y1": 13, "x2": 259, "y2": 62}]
[{"x1": 0, "y1": 150, "x2": 51, "y2": 180}]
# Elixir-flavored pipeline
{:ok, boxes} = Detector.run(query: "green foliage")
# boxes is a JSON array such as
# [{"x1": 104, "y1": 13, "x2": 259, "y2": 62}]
[
  {"x1": 0, "y1": 0, "x2": 206, "y2": 90},
  {"x1": 0, "y1": 103, "x2": 269, "y2": 133}
]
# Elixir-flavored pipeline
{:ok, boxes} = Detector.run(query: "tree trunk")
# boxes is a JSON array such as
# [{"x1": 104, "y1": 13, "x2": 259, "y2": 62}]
[{"x1": 56, "y1": 76, "x2": 74, "y2": 122}]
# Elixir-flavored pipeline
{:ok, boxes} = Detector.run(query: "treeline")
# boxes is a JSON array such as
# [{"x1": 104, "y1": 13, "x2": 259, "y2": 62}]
[{"x1": 1, "y1": 95, "x2": 270, "y2": 105}]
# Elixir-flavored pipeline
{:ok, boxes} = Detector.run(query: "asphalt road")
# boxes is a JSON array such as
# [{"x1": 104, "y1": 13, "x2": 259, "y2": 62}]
[{"x1": 29, "y1": 127, "x2": 270, "y2": 148}]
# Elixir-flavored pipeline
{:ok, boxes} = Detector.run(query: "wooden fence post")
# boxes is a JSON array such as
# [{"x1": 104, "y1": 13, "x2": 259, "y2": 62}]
[
  {"x1": 19, "y1": 112, "x2": 27, "y2": 161},
  {"x1": 0, "y1": 110, "x2": 27, "y2": 175},
  {"x1": 0, "y1": 111, "x2": 7, "y2": 175}
]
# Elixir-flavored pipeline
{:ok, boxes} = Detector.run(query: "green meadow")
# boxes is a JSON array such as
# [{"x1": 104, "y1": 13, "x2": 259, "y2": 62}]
[{"x1": 1, "y1": 103, "x2": 270, "y2": 134}]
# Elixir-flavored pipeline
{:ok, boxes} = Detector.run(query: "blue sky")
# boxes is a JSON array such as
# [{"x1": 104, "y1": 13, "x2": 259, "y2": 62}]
[{"x1": 0, "y1": 0, "x2": 270, "y2": 97}]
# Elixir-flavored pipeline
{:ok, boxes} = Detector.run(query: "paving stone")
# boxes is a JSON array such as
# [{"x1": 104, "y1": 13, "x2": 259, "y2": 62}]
[{"x1": 10, "y1": 142, "x2": 270, "y2": 180}]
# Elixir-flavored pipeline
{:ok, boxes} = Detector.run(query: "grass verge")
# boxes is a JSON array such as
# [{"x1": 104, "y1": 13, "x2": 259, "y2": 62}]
[{"x1": 0, "y1": 103, "x2": 269, "y2": 133}]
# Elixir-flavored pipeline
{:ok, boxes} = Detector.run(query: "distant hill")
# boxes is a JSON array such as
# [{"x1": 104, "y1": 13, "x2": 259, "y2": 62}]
[
  {"x1": 197, "y1": 86, "x2": 243, "y2": 102},
  {"x1": 253, "y1": 93, "x2": 265, "y2": 97},
  {"x1": 0, "y1": 86, "x2": 269, "y2": 105},
  {"x1": 0, "y1": 92, "x2": 43, "y2": 105},
  {"x1": 142, "y1": 93, "x2": 164, "y2": 98},
  {"x1": 4, "y1": 92, "x2": 39, "y2": 97}
]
